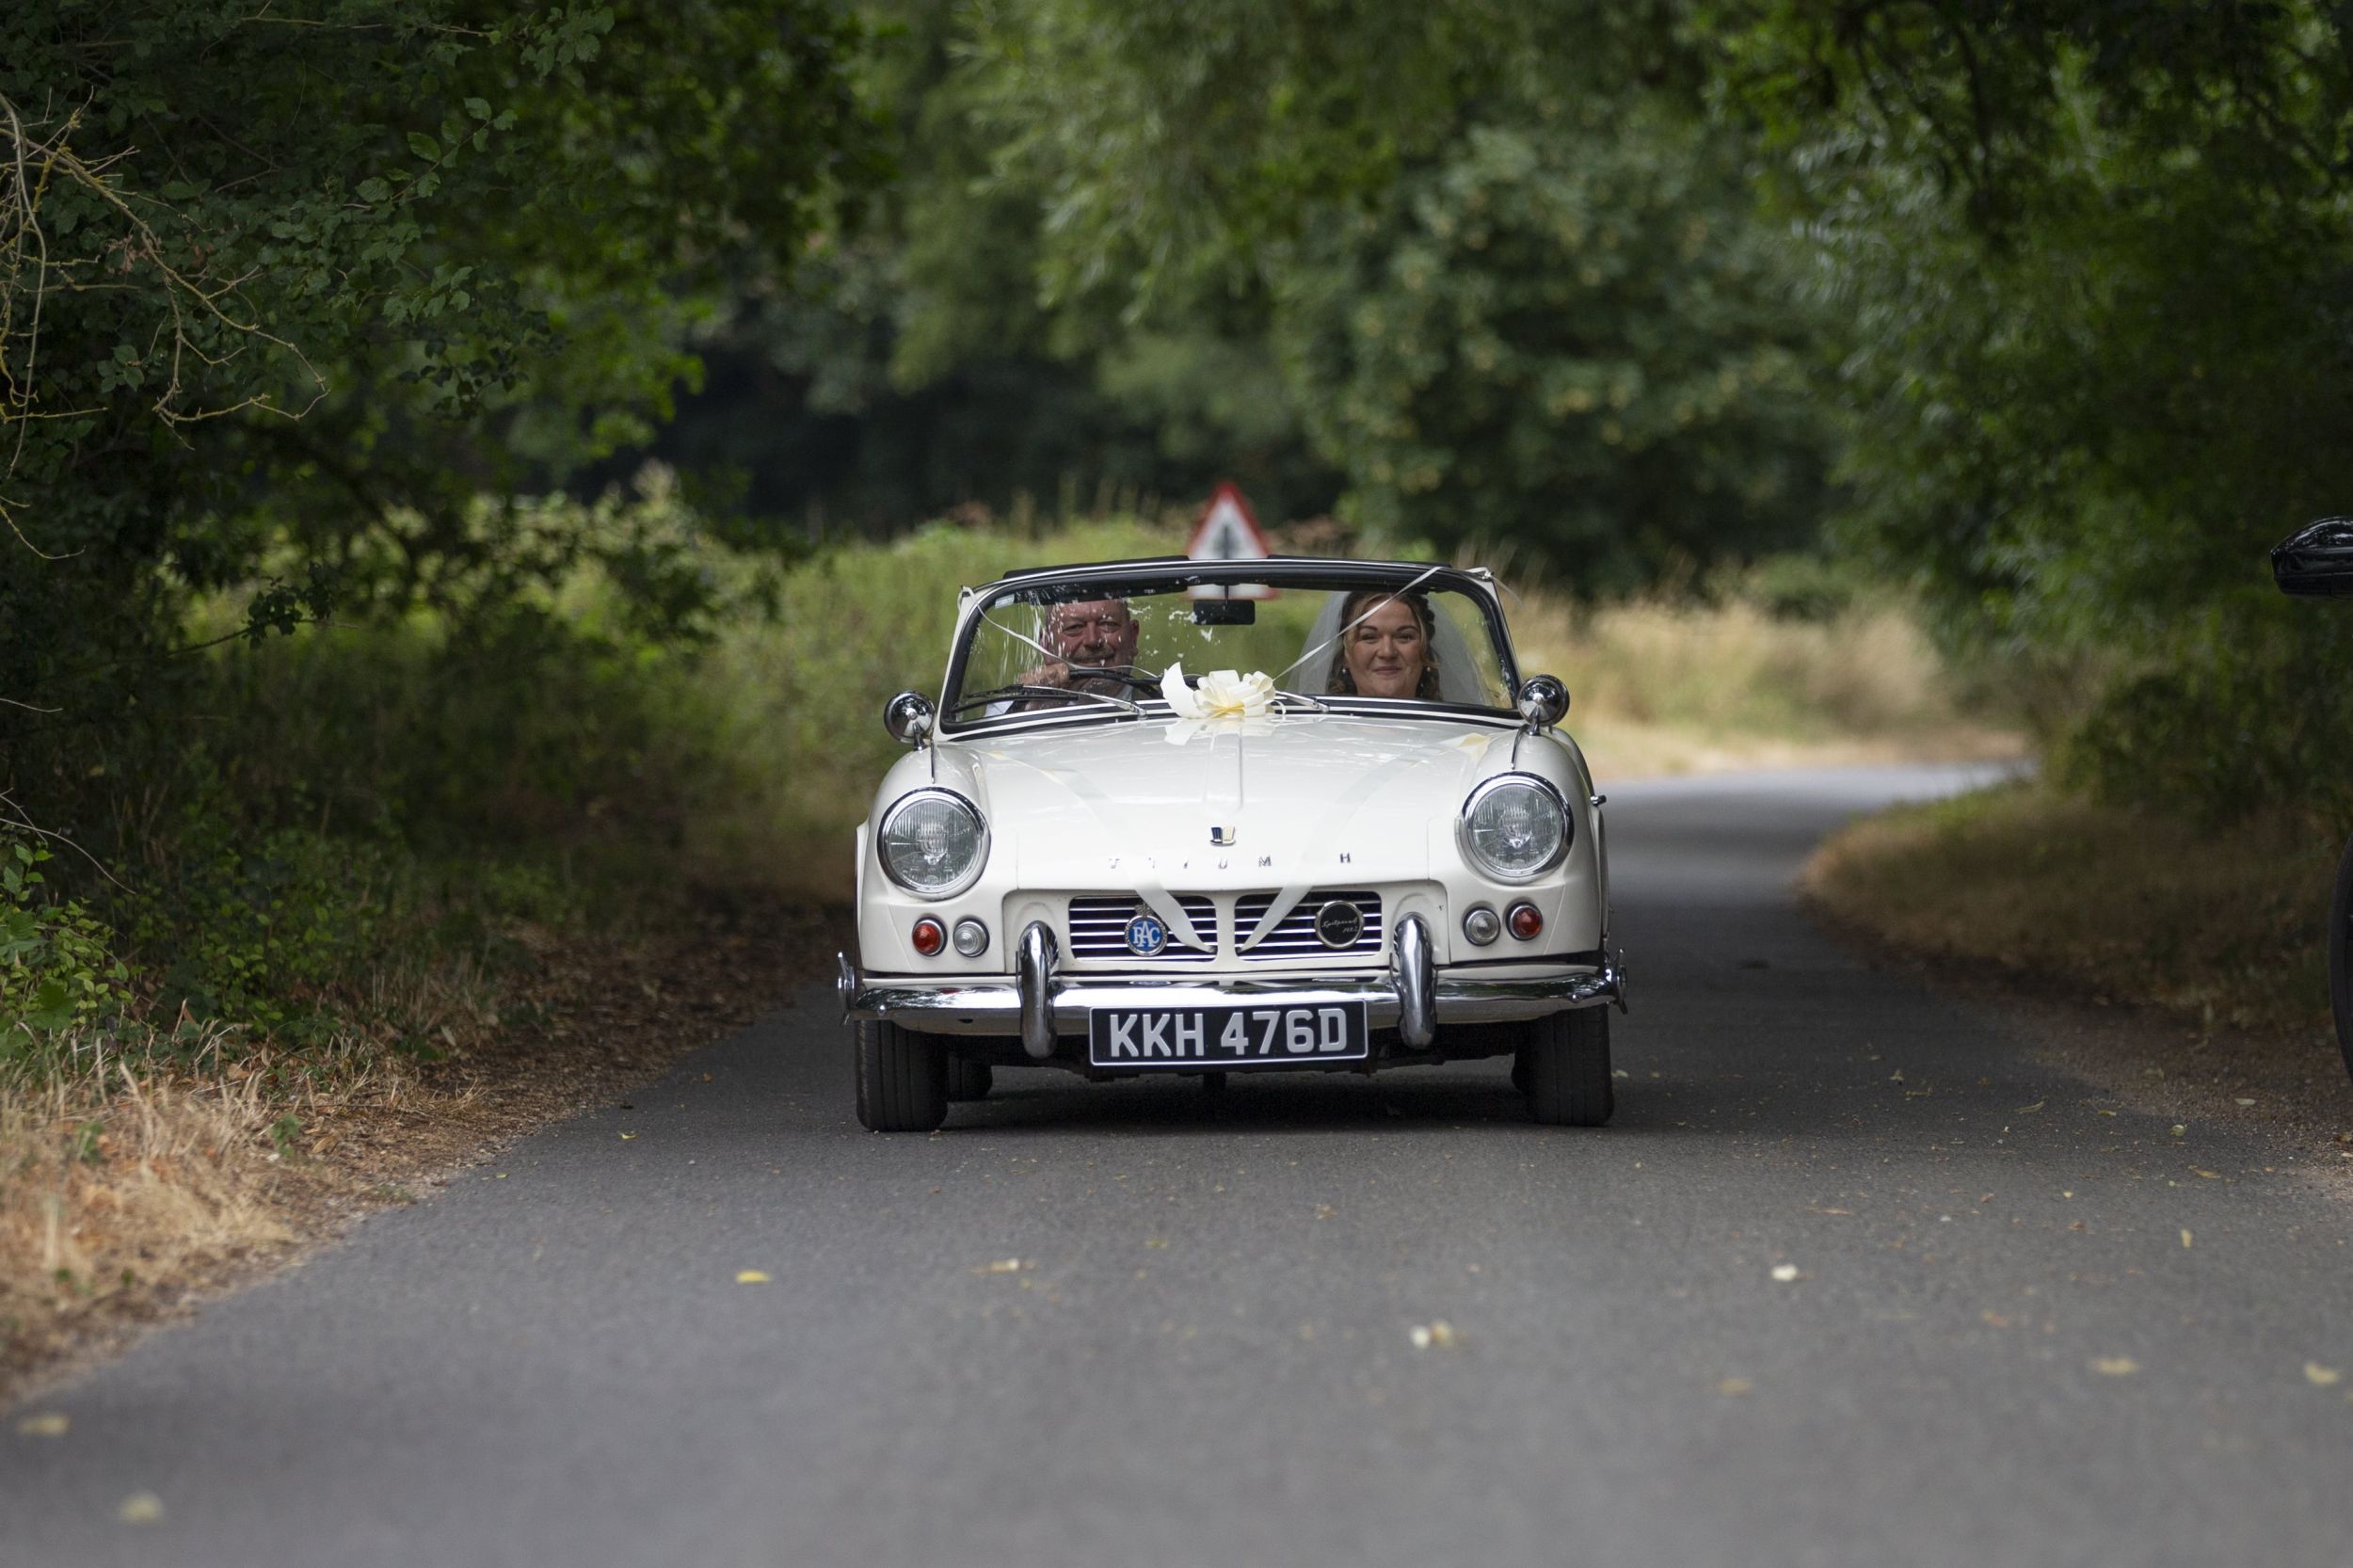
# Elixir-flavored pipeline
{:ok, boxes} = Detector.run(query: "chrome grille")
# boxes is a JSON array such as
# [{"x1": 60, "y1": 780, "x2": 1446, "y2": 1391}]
[
  {"x1": 1235, "y1": 889, "x2": 1384, "y2": 960},
  {"x1": 1066, "y1": 895, "x2": 1217, "y2": 962}
]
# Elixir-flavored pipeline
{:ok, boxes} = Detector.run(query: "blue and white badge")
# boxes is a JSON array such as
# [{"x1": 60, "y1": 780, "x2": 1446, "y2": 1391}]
[{"x1": 1124, "y1": 914, "x2": 1168, "y2": 956}]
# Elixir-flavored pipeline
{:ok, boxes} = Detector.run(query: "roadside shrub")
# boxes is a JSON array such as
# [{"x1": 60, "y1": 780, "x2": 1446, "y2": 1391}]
[
  {"x1": 120, "y1": 804, "x2": 407, "y2": 1042},
  {"x1": 2060, "y1": 604, "x2": 2353, "y2": 830},
  {"x1": 8, "y1": 488, "x2": 761, "y2": 1049},
  {"x1": 1710, "y1": 552, "x2": 1872, "y2": 623},
  {"x1": 0, "y1": 842, "x2": 133, "y2": 1054}
]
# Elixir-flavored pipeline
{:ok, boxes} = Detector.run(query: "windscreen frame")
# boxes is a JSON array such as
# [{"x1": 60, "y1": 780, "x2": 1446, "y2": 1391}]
[{"x1": 936, "y1": 560, "x2": 1527, "y2": 737}]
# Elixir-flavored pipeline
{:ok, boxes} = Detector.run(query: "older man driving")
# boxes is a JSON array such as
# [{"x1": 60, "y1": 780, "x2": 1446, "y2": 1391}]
[{"x1": 1002, "y1": 597, "x2": 1140, "y2": 712}]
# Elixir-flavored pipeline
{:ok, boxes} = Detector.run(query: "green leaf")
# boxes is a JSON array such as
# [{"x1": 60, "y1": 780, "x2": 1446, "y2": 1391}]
[
  {"x1": 356, "y1": 177, "x2": 392, "y2": 203},
  {"x1": 408, "y1": 131, "x2": 442, "y2": 161},
  {"x1": 25, "y1": 979, "x2": 74, "y2": 1032}
]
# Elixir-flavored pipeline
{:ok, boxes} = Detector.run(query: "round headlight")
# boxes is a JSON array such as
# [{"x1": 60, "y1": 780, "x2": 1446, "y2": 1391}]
[
  {"x1": 877, "y1": 789, "x2": 989, "y2": 899},
  {"x1": 1458, "y1": 775, "x2": 1570, "y2": 884}
]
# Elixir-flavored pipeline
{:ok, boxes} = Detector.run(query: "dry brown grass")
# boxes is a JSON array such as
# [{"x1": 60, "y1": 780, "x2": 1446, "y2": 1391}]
[
  {"x1": 1802, "y1": 777, "x2": 2340, "y2": 1039},
  {"x1": 1508, "y1": 585, "x2": 2025, "y2": 782},
  {"x1": 2, "y1": 1053, "x2": 299, "y2": 1338},
  {"x1": 1, "y1": 898, "x2": 843, "y2": 1401},
  {"x1": 0, "y1": 968, "x2": 481, "y2": 1382}
]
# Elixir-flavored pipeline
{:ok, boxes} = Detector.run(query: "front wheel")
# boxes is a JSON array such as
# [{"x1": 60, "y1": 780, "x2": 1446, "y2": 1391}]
[
  {"x1": 855, "y1": 1019, "x2": 949, "y2": 1132},
  {"x1": 2330, "y1": 834, "x2": 2353, "y2": 1085},
  {"x1": 1518, "y1": 1009, "x2": 1613, "y2": 1127}
]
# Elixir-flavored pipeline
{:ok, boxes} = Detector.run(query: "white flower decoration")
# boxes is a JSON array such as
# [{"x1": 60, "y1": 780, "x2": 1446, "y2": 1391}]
[{"x1": 1160, "y1": 664, "x2": 1274, "y2": 719}]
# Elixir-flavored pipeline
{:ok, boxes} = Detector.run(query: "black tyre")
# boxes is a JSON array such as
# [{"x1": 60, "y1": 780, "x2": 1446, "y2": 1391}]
[
  {"x1": 2331, "y1": 834, "x2": 2353, "y2": 1085},
  {"x1": 945, "y1": 1055, "x2": 994, "y2": 1102},
  {"x1": 854, "y1": 1019, "x2": 949, "y2": 1132},
  {"x1": 1518, "y1": 1008, "x2": 1614, "y2": 1127}
]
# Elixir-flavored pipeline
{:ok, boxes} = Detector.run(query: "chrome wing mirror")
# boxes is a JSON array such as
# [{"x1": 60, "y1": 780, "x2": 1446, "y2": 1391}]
[
  {"x1": 883, "y1": 691, "x2": 936, "y2": 746},
  {"x1": 1516, "y1": 674, "x2": 1569, "y2": 729}
]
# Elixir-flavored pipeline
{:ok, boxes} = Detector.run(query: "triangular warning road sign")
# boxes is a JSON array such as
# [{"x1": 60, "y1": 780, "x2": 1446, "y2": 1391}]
[{"x1": 1186, "y1": 483, "x2": 1273, "y2": 562}]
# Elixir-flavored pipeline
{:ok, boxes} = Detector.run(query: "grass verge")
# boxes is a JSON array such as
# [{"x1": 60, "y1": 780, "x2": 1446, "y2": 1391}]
[
  {"x1": 1803, "y1": 777, "x2": 2353, "y2": 1147},
  {"x1": 2, "y1": 895, "x2": 841, "y2": 1405}
]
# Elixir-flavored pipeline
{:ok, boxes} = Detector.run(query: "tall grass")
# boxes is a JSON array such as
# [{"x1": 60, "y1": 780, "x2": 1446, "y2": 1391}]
[
  {"x1": 1519, "y1": 596, "x2": 1947, "y2": 739},
  {"x1": 0, "y1": 1000, "x2": 466, "y2": 1365},
  {"x1": 1513, "y1": 586, "x2": 2023, "y2": 779}
]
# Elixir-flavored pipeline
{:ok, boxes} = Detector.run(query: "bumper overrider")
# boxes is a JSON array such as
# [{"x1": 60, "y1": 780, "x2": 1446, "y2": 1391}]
[{"x1": 838, "y1": 914, "x2": 1627, "y2": 1064}]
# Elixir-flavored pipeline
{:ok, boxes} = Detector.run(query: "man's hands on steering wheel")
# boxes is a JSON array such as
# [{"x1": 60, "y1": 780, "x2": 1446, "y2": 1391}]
[
  {"x1": 1016, "y1": 661, "x2": 1159, "y2": 693},
  {"x1": 1061, "y1": 663, "x2": 1160, "y2": 691},
  {"x1": 952, "y1": 663, "x2": 1160, "y2": 717}
]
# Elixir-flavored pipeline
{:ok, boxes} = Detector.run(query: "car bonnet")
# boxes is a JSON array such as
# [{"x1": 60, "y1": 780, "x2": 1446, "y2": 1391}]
[{"x1": 945, "y1": 712, "x2": 1522, "y2": 948}]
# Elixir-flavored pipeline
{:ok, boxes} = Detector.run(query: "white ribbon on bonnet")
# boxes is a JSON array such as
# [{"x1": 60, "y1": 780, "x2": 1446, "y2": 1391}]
[{"x1": 1160, "y1": 664, "x2": 1274, "y2": 719}]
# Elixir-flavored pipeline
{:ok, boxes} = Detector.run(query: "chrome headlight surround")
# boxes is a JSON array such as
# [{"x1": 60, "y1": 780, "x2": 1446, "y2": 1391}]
[
  {"x1": 876, "y1": 788, "x2": 990, "y2": 900},
  {"x1": 1456, "y1": 774, "x2": 1572, "y2": 885}
]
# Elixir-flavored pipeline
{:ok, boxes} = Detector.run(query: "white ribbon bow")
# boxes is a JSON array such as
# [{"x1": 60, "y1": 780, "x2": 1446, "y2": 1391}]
[{"x1": 1160, "y1": 664, "x2": 1274, "y2": 719}]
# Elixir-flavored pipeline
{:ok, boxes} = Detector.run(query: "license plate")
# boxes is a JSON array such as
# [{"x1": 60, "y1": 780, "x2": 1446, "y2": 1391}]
[{"x1": 1088, "y1": 1002, "x2": 1369, "y2": 1067}]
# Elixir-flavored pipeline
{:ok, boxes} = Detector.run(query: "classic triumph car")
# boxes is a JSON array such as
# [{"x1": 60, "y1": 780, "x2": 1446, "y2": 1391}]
[{"x1": 837, "y1": 556, "x2": 1625, "y2": 1130}]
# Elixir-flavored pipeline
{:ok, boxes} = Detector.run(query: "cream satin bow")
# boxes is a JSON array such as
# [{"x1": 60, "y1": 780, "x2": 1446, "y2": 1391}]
[{"x1": 1160, "y1": 664, "x2": 1274, "y2": 719}]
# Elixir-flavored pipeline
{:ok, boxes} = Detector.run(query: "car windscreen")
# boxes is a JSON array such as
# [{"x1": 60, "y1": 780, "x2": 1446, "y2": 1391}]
[{"x1": 943, "y1": 574, "x2": 1513, "y2": 726}]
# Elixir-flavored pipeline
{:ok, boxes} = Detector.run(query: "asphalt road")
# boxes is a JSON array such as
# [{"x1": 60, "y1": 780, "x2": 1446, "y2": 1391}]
[{"x1": 9, "y1": 762, "x2": 2353, "y2": 1568}]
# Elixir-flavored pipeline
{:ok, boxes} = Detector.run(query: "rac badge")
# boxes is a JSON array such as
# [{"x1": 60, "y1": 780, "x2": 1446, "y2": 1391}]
[
  {"x1": 1209, "y1": 825, "x2": 1238, "y2": 846},
  {"x1": 1124, "y1": 914, "x2": 1169, "y2": 956}
]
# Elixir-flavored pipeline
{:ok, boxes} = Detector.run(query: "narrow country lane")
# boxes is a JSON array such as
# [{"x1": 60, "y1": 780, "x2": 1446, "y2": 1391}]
[{"x1": 8, "y1": 763, "x2": 2352, "y2": 1568}]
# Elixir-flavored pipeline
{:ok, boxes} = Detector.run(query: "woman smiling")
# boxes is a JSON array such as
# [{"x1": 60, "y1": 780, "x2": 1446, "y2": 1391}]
[{"x1": 1327, "y1": 589, "x2": 1441, "y2": 699}]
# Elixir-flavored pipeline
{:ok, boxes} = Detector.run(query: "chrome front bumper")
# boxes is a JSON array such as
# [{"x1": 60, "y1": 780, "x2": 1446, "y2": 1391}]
[{"x1": 839, "y1": 914, "x2": 1627, "y2": 1062}]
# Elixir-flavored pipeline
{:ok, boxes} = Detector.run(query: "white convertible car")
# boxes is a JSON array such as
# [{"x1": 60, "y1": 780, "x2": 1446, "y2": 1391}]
[{"x1": 837, "y1": 556, "x2": 1625, "y2": 1130}]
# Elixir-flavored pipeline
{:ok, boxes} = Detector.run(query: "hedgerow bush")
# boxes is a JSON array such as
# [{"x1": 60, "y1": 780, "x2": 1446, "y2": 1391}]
[
  {"x1": 4, "y1": 487, "x2": 758, "y2": 1057},
  {"x1": 0, "y1": 841, "x2": 133, "y2": 1058}
]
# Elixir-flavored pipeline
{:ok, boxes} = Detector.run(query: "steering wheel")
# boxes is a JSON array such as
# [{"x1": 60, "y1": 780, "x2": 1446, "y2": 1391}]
[{"x1": 1062, "y1": 664, "x2": 1161, "y2": 693}]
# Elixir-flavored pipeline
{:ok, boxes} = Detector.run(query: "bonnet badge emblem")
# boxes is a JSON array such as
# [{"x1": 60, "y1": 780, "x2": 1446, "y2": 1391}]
[{"x1": 1209, "y1": 825, "x2": 1238, "y2": 846}]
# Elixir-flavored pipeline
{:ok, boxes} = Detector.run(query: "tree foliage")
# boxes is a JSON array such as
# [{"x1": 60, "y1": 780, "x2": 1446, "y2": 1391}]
[
  {"x1": 2, "y1": 0, "x2": 881, "y2": 729},
  {"x1": 956, "y1": 0, "x2": 1841, "y2": 583},
  {"x1": 1713, "y1": 0, "x2": 2353, "y2": 814},
  {"x1": 1267, "y1": 107, "x2": 1832, "y2": 589},
  {"x1": 17, "y1": 0, "x2": 2353, "y2": 833},
  {"x1": 634, "y1": 0, "x2": 1345, "y2": 533}
]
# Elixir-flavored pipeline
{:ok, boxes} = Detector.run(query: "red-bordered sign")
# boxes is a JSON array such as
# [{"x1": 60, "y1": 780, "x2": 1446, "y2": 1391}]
[
  {"x1": 1186, "y1": 482, "x2": 1273, "y2": 561},
  {"x1": 1186, "y1": 483, "x2": 1276, "y2": 600}
]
